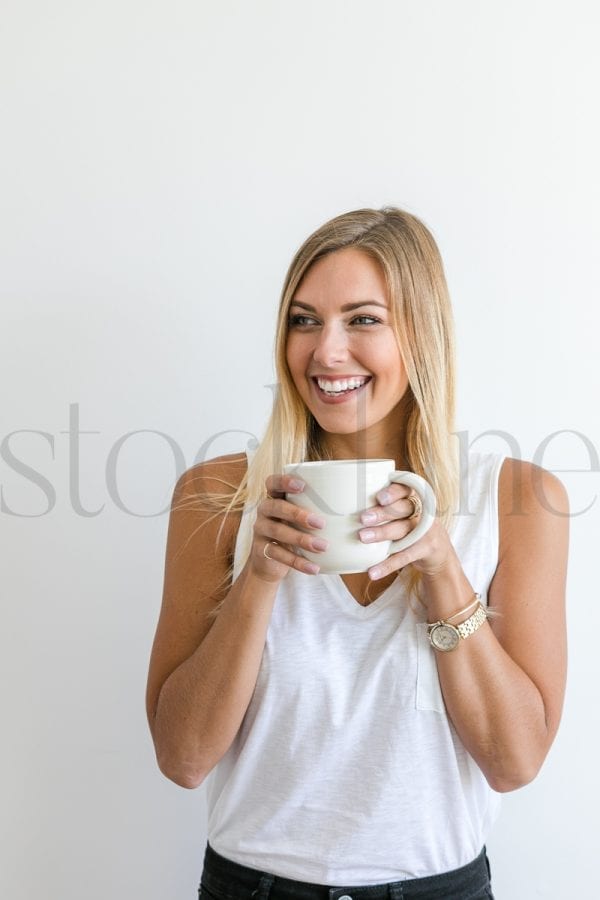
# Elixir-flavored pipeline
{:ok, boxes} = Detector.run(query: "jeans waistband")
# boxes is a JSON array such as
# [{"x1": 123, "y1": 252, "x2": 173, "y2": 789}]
[{"x1": 200, "y1": 843, "x2": 492, "y2": 900}]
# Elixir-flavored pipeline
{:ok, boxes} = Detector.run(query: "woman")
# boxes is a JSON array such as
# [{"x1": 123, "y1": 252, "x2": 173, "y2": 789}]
[{"x1": 146, "y1": 208, "x2": 568, "y2": 899}]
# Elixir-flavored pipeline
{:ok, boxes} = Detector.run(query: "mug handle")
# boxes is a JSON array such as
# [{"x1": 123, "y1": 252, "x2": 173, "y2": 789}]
[{"x1": 387, "y1": 472, "x2": 436, "y2": 552}]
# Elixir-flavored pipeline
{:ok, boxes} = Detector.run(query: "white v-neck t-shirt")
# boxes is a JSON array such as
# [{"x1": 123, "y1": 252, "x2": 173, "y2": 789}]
[{"x1": 204, "y1": 453, "x2": 506, "y2": 885}]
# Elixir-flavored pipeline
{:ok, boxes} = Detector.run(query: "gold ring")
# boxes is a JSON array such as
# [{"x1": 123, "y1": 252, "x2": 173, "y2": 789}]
[
  {"x1": 263, "y1": 541, "x2": 278, "y2": 560},
  {"x1": 407, "y1": 494, "x2": 422, "y2": 520}
]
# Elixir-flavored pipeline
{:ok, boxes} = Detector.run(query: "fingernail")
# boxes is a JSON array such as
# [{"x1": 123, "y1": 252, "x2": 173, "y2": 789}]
[
  {"x1": 305, "y1": 562, "x2": 320, "y2": 574},
  {"x1": 360, "y1": 529, "x2": 375, "y2": 542},
  {"x1": 307, "y1": 513, "x2": 325, "y2": 528},
  {"x1": 377, "y1": 489, "x2": 392, "y2": 505},
  {"x1": 369, "y1": 566, "x2": 383, "y2": 580},
  {"x1": 289, "y1": 478, "x2": 304, "y2": 491},
  {"x1": 361, "y1": 511, "x2": 377, "y2": 525},
  {"x1": 311, "y1": 537, "x2": 329, "y2": 551}
]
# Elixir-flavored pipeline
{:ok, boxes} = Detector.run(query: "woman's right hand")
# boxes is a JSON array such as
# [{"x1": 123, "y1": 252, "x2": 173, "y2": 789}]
[{"x1": 249, "y1": 474, "x2": 328, "y2": 582}]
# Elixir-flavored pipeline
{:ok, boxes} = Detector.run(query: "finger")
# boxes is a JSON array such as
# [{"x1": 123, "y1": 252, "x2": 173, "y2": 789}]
[
  {"x1": 358, "y1": 518, "x2": 413, "y2": 544},
  {"x1": 265, "y1": 473, "x2": 305, "y2": 499},
  {"x1": 260, "y1": 497, "x2": 325, "y2": 530},
  {"x1": 258, "y1": 517, "x2": 329, "y2": 555},
  {"x1": 374, "y1": 482, "x2": 413, "y2": 507},
  {"x1": 367, "y1": 540, "x2": 431, "y2": 580},
  {"x1": 260, "y1": 539, "x2": 320, "y2": 575},
  {"x1": 367, "y1": 549, "x2": 410, "y2": 581},
  {"x1": 359, "y1": 496, "x2": 417, "y2": 526}
]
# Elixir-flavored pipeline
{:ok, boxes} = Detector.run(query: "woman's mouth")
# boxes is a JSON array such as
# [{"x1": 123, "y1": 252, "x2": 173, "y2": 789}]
[{"x1": 312, "y1": 375, "x2": 371, "y2": 402}]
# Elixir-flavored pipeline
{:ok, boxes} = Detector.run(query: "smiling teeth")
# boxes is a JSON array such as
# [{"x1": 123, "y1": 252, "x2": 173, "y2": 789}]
[{"x1": 317, "y1": 377, "x2": 368, "y2": 394}]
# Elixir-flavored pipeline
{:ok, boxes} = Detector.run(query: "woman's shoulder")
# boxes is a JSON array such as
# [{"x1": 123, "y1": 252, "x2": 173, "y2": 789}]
[
  {"x1": 174, "y1": 452, "x2": 248, "y2": 500},
  {"x1": 462, "y1": 452, "x2": 568, "y2": 515},
  {"x1": 498, "y1": 457, "x2": 569, "y2": 520},
  {"x1": 165, "y1": 453, "x2": 249, "y2": 583},
  {"x1": 495, "y1": 458, "x2": 569, "y2": 572},
  {"x1": 168, "y1": 453, "x2": 249, "y2": 555}
]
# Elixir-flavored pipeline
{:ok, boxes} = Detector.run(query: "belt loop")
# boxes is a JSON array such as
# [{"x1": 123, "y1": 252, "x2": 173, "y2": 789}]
[
  {"x1": 251, "y1": 872, "x2": 275, "y2": 899},
  {"x1": 388, "y1": 883, "x2": 403, "y2": 900}
]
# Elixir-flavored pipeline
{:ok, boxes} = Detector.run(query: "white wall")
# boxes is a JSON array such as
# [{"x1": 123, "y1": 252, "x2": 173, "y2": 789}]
[{"x1": 1, "y1": 2, "x2": 598, "y2": 898}]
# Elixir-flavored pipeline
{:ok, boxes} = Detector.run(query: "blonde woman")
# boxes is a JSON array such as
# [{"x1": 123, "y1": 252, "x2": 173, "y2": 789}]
[{"x1": 146, "y1": 208, "x2": 568, "y2": 900}]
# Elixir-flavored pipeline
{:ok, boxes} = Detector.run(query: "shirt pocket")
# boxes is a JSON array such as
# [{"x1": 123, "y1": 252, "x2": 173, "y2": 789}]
[{"x1": 415, "y1": 623, "x2": 446, "y2": 713}]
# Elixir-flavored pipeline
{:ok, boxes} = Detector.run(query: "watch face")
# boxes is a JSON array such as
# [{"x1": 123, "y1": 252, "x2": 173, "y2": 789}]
[{"x1": 430, "y1": 623, "x2": 460, "y2": 652}]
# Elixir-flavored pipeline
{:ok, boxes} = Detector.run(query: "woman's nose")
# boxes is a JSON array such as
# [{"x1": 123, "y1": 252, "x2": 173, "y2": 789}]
[{"x1": 312, "y1": 323, "x2": 349, "y2": 367}]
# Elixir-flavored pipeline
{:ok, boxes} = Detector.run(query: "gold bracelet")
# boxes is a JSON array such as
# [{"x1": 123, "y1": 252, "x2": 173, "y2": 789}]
[
  {"x1": 430, "y1": 592, "x2": 481, "y2": 625},
  {"x1": 446, "y1": 592, "x2": 481, "y2": 623}
]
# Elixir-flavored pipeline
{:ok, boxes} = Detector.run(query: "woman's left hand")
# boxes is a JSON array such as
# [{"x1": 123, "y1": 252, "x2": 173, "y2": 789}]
[{"x1": 358, "y1": 481, "x2": 453, "y2": 580}]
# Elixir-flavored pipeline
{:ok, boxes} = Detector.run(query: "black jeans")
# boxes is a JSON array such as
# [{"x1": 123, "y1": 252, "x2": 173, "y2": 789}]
[{"x1": 198, "y1": 843, "x2": 494, "y2": 900}]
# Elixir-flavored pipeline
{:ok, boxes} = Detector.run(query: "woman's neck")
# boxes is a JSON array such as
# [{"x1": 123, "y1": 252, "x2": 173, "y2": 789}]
[
  {"x1": 318, "y1": 416, "x2": 409, "y2": 467},
  {"x1": 316, "y1": 392, "x2": 412, "y2": 464}
]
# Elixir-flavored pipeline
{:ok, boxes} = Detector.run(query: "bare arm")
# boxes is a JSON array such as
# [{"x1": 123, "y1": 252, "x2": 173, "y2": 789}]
[
  {"x1": 359, "y1": 458, "x2": 569, "y2": 792},
  {"x1": 145, "y1": 457, "x2": 325, "y2": 788}
]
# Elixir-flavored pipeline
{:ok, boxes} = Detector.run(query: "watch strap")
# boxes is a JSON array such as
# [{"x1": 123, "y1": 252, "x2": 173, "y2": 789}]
[{"x1": 456, "y1": 604, "x2": 488, "y2": 639}]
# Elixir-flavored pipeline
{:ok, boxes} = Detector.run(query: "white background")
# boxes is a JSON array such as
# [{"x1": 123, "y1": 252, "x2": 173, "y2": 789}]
[{"x1": 1, "y1": 2, "x2": 598, "y2": 898}]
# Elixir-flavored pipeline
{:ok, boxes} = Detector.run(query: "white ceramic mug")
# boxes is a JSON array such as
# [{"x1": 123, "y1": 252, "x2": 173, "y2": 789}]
[{"x1": 283, "y1": 458, "x2": 436, "y2": 574}]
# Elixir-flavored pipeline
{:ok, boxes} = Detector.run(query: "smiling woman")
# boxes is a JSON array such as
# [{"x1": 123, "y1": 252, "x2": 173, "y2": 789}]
[
  {"x1": 146, "y1": 207, "x2": 568, "y2": 900},
  {"x1": 286, "y1": 248, "x2": 409, "y2": 449}
]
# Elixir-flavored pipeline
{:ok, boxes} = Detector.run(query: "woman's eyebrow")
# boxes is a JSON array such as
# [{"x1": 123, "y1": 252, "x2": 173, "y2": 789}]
[{"x1": 290, "y1": 300, "x2": 388, "y2": 311}]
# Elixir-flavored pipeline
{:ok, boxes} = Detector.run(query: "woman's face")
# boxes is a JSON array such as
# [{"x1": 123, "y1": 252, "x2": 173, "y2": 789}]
[{"x1": 285, "y1": 247, "x2": 409, "y2": 439}]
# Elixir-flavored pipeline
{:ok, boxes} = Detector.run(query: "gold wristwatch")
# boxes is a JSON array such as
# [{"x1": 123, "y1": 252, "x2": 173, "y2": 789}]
[{"x1": 427, "y1": 603, "x2": 488, "y2": 652}]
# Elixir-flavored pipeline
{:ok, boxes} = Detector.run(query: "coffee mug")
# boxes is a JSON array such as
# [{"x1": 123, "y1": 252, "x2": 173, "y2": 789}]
[{"x1": 283, "y1": 458, "x2": 436, "y2": 574}]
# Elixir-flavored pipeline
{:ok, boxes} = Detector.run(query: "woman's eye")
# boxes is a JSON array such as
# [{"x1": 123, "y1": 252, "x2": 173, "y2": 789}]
[
  {"x1": 288, "y1": 314, "x2": 319, "y2": 327},
  {"x1": 351, "y1": 315, "x2": 380, "y2": 326}
]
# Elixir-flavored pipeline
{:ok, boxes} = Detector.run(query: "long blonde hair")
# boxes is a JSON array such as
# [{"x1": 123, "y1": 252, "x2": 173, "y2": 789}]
[{"x1": 229, "y1": 207, "x2": 458, "y2": 536}]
